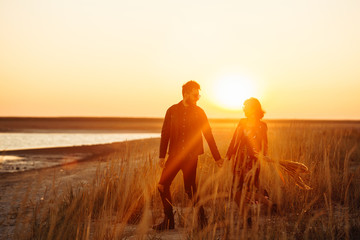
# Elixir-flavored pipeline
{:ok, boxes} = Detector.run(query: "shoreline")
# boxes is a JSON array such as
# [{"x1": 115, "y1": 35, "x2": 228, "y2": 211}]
[{"x1": 0, "y1": 138, "x2": 160, "y2": 175}]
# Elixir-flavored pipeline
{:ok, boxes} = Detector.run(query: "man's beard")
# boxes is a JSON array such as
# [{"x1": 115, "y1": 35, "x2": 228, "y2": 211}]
[{"x1": 185, "y1": 99, "x2": 197, "y2": 106}]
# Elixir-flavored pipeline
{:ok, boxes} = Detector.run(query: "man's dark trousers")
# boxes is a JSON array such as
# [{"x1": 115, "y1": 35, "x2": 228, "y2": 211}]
[{"x1": 158, "y1": 154, "x2": 205, "y2": 223}]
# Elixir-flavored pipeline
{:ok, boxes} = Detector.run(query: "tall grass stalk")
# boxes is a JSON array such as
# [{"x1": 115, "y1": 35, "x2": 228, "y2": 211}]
[{"x1": 12, "y1": 122, "x2": 360, "y2": 239}]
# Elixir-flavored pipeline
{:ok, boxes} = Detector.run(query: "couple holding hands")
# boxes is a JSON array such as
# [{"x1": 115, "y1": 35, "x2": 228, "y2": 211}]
[{"x1": 153, "y1": 80, "x2": 274, "y2": 231}]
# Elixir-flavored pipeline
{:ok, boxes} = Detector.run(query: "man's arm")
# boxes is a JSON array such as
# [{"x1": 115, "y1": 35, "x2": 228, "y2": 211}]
[
  {"x1": 159, "y1": 108, "x2": 171, "y2": 159},
  {"x1": 200, "y1": 110, "x2": 221, "y2": 161}
]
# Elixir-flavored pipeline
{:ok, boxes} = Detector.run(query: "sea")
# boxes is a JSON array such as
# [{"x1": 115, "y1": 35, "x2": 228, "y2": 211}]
[{"x1": 0, "y1": 132, "x2": 160, "y2": 151}]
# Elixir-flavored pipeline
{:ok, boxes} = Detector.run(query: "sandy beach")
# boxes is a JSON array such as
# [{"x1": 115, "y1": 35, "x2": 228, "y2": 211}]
[{"x1": 0, "y1": 138, "x2": 160, "y2": 239}]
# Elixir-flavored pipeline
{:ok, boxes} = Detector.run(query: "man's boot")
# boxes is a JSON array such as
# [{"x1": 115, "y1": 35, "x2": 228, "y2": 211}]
[
  {"x1": 152, "y1": 210, "x2": 174, "y2": 231},
  {"x1": 153, "y1": 185, "x2": 175, "y2": 231}
]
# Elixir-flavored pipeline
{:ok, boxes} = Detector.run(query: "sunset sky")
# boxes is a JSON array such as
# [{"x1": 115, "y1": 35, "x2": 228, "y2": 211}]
[{"x1": 1, "y1": 0, "x2": 359, "y2": 119}]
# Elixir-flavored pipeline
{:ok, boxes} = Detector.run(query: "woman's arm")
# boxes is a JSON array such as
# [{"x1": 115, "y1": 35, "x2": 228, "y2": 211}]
[
  {"x1": 262, "y1": 122, "x2": 268, "y2": 156},
  {"x1": 226, "y1": 121, "x2": 243, "y2": 159}
]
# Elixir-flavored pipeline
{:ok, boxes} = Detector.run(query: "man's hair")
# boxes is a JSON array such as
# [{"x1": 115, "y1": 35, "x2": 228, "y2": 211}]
[{"x1": 182, "y1": 80, "x2": 200, "y2": 96}]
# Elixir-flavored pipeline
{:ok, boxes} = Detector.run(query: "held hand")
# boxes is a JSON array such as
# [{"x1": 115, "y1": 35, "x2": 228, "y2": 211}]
[
  {"x1": 158, "y1": 158, "x2": 165, "y2": 168},
  {"x1": 216, "y1": 158, "x2": 224, "y2": 168}
]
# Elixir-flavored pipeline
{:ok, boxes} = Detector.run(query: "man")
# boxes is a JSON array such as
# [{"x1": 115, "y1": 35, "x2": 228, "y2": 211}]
[{"x1": 153, "y1": 80, "x2": 224, "y2": 231}]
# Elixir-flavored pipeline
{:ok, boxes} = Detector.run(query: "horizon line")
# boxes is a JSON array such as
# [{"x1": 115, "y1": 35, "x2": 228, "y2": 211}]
[{"x1": 1, "y1": 116, "x2": 359, "y2": 122}]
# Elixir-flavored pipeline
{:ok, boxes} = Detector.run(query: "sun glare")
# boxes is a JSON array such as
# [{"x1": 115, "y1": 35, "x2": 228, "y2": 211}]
[{"x1": 212, "y1": 76, "x2": 256, "y2": 110}]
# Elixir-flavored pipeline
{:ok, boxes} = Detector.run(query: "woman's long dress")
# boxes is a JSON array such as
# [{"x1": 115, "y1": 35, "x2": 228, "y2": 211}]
[{"x1": 226, "y1": 118, "x2": 268, "y2": 192}]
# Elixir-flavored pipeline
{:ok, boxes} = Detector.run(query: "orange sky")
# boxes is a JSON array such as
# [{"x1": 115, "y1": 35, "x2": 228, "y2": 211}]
[{"x1": 1, "y1": 0, "x2": 359, "y2": 119}]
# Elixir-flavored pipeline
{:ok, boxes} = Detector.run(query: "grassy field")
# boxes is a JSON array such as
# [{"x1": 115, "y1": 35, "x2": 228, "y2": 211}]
[{"x1": 12, "y1": 121, "x2": 360, "y2": 239}]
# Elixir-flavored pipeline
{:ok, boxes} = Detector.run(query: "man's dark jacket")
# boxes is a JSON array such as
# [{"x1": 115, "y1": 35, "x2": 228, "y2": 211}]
[{"x1": 159, "y1": 101, "x2": 221, "y2": 161}]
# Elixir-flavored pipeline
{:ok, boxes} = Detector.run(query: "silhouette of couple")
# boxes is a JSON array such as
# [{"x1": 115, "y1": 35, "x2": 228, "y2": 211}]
[{"x1": 153, "y1": 80, "x2": 273, "y2": 231}]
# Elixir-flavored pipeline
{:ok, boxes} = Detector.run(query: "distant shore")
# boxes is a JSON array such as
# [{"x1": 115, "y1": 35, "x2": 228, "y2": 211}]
[
  {"x1": 0, "y1": 117, "x2": 164, "y2": 133},
  {"x1": 1, "y1": 117, "x2": 359, "y2": 133}
]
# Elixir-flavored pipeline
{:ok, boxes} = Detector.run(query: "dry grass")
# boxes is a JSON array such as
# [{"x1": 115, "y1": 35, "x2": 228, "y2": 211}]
[{"x1": 12, "y1": 121, "x2": 360, "y2": 239}]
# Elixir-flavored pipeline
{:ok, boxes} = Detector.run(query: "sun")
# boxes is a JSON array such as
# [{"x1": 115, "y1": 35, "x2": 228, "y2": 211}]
[{"x1": 211, "y1": 75, "x2": 256, "y2": 110}]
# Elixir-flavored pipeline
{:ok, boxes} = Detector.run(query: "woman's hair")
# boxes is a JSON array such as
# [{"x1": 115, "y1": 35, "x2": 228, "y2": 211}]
[{"x1": 243, "y1": 97, "x2": 265, "y2": 119}]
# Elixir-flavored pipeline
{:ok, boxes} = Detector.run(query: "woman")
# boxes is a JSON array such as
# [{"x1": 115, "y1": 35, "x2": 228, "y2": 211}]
[{"x1": 226, "y1": 97, "x2": 272, "y2": 210}]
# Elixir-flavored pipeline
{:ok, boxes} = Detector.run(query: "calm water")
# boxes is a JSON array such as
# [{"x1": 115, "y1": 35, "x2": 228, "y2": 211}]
[{"x1": 0, "y1": 132, "x2": 160, "y2": 151}]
